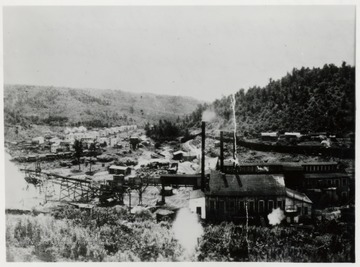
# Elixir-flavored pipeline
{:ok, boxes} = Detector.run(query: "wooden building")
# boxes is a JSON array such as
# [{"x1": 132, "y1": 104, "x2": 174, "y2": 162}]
[
  {"x1": 108, "y1": 165, "x2": 132, "y2": 176},
  {"x1": 205, "y1": 170, "x2": 312, "y2": 223}
]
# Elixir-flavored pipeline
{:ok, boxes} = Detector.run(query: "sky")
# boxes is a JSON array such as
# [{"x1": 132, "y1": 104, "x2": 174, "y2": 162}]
[{"x1": 3, "y1": 5, "x2": 356, "y2": 102}]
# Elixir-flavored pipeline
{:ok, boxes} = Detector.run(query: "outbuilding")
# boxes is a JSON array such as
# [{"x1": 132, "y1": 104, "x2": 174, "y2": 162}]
[
  {"x1": 108, "y1": 165, "x2": 132, "y2": 175},
  {"x1": 189, "y1": 189, "x2": 206, "y2": 219}
]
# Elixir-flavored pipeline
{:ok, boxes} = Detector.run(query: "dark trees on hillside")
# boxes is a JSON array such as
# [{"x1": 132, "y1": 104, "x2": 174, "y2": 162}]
[
  {"x1": 184, "y1": 63, "x2": 355, "y2": 136},
  {"x1": 145, "y1": 120, "x2": 183, "y2": 141}
]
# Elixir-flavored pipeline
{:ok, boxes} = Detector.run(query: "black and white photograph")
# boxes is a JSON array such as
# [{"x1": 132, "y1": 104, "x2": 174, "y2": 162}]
[{"x1": 1, "y1": 2, "x2": 357, "y2": 263}]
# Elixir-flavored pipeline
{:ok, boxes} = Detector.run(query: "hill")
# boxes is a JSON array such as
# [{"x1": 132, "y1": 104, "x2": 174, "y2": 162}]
[
  {"x1": 184, "y1": 62, "x2": 355, "y2": 136},
  {"x1": 3, "y1": 85, "x2": 202, "y2": 127}
]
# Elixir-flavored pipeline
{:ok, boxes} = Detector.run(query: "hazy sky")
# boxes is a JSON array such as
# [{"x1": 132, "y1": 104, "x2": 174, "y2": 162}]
[{"x1": 3, "y1": 6, "x2": 355, "y2": 102}]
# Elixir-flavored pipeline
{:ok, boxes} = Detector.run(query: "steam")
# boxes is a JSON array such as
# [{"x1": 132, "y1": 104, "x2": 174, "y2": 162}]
[
  {"x1": 230, "y1": 94, "x2": 237, "y2": 158},
  {"x1": 172, "y1": 208, "x2": 203, "y2": 259},
  {"x1": 267, "y1": 207, "x2": 286, "y2": 226},
  {"x1": 202, "y1": 110, "x2": 216, "y2": 122}
]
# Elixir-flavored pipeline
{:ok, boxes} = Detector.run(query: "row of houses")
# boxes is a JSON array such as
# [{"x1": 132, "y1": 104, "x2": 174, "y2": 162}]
[
  {"x1": 260, "y1": 132, "x2": 347, "y2": 144},
  {"x1": 63, "y1": 125, "x2": 137, "y2": 138},
  {"x1": 29, "y1": 125, "x2": 140, "y2": 153}
]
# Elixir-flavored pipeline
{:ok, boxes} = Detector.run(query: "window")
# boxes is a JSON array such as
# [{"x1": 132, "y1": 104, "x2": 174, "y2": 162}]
[
  {"x1": 219, "y1": 200, "x2": 225, "y2": 211},
  {"x1": 336, "y1": 179, "x2": 340, "y2": 187},
  {"x1": 342, "y1": 179, "x2": 347, "y2": 186},
  {"x1": 249, "y1": 201, "x2": 255, "y2": 213},
  {"x1": 227, "y1": 199, "x2": 235, "y2": 211},
  {"x1": 297, "y1": 206, "x2": 302, "y2": 214},
  {"x1": 210, "y1": 200, "x2": 215, "y2": 210},
  {"x1": 268, "y1": 200, "x2": 274, "y2": 211},
  {"x1": 277, "y1": 200, "x2": 282, "y2": 209},
  {"x1": 258, "y1": 200, "x2": 265, "y2": 213},
  {"x1": 240, "y1": 201, "x2": 245, "y2": 212},
  {"x1": 304, "y1": 207, "x2": 309, "y2": 215}
]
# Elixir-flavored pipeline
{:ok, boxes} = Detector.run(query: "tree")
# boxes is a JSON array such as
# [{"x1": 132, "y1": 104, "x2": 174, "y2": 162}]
[{"x1": 73, "y1": 139, "x2": 83, "y2": 170}]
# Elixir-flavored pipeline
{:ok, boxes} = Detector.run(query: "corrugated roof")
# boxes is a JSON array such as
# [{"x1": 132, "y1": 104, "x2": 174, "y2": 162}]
[
  {"x1": 207, "y1": 171, "x2": 286, "y2": 196},
  {"x1": 304, "y1": 173, "x2": 349, "y2": 179}
]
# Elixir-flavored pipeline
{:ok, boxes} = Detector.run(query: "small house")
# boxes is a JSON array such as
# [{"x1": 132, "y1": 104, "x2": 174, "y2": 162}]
[
  {"x1": 108, "y1": 165, "x2": 132, "y2": 176},
  {"x1": 284, "y1": 132, "x2": 302, "y2": 139},
  {"x1": 32, "y1": 136, "x2": 45, "y2": 145},
  {"x1": 189, "y1": 189, "x2": 206, "y2": 219},
  {"x1": 183, "y1": 152, "x2": 197, "y2": 162},
  {"x1": 50, "y1": 143, "x2": 60, "y2": 153},
  {"x1": 285, "y1": 188, "x2": 312, "y2": 223},
  {"x1": 173, "y1": 150, "x2": 185, "y2": 160},
  {"x1": 260, "y1": 132, "x2": 279, "y2": 141}
]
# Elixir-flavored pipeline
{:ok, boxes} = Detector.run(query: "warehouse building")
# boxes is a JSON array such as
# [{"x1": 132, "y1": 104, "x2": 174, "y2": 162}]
[{"x1": 205, "y1": 170, "x2": 312, "y2": 223}]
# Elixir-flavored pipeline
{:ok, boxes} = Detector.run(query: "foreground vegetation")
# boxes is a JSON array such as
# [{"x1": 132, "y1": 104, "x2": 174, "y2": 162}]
[
  {"x1": 6, "y1": 206, "x2": 184, "y2": 262},
  {"x1": 199, "y1": 221, "x2": 355, "y2": 262},
  {"x1": 6, "y1": 205, "x2": 355, "y2": 262}
]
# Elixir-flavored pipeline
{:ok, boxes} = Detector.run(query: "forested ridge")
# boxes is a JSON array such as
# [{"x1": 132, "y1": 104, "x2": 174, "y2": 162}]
[
  {"x1": 3, "y1": 85, "x2": 201, "y2": 128},
  {"x1": 184, "y1": 62, "x2": 355, "y2": 136}
]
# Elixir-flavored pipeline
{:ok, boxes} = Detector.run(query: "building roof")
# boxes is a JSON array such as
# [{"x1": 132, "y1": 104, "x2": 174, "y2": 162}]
[
  {"x1": 301, "y1": 162, "x2": 338, "y2": 166},
  {"x1": 207, "y1": 171, "x2": 286, "y2": 197},
  {"x1": 304, "y1": 173, "x2": 349, "y2": 179},
  {"x1": 261, "y1": 132, "x2": 278, "y2": 136},
  {"x1": 286, "y1": 188, "x2": 312, "y2": 204},
  {"x1": 109, "y1": 165, "x2": 131, "y2": 171},
  {"x1": 155, "y1": 209, "x2": 175, "y2": 216},
  {"x1": 190, "y1": 189, "x2": 205, "y2": 199},
  {"x1": 238, "y1": 162, "x2": 283, "y2": 167}
]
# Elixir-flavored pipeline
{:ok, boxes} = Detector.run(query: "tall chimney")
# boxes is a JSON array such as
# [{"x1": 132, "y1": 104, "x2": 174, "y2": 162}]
[
  {"x1": 220, "y1": 131, "x2": 224, "y2": 172},
  {"x1": 233, "y1": 132, "x2": 236, "y2": 159},
  {"x1": 201, "y1": 121, "x2": 206, "y2": 190}
]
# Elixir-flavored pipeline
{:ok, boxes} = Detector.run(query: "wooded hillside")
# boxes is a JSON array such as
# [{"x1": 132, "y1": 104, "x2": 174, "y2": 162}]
[
  {"x1": 184, "y1": 62, "x2": 355, "y2": 136},
  {"x1": 4, "y1": 85, "x2": 201, "y2": 127}
]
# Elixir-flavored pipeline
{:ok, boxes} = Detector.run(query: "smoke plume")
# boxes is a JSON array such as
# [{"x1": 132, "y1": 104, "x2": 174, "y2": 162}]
[
  {"x1": 172, "y1": 208, "x2": 203, "y2": 259},
  {"x1": 267, "y1": 207, "x2": 285, "y2": 226},
  {"x1": 202, "y1": 110, "x2": 216, "y2": 122}
]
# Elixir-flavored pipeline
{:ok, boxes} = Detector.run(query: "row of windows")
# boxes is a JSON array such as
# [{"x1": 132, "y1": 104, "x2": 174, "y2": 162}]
[
  {"x1": 305, "y1": 178, "x2": 348, "y2": 187},
  {"x1": 209, "y1": 199, "x2": 284, "y2": 213},
  {"x1": 303, "y1": 165, "x2": 337, "y2": 172}
]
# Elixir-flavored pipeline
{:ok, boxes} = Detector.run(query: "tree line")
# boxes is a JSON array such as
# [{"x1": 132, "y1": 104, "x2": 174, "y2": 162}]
[{"x1": 184, "y1": 62, "x2": 355, "y2": 137}]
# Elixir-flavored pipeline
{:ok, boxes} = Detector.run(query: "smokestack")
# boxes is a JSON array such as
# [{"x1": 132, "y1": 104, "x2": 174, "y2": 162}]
[
  {"x1": 220, "y1": 131, "x2": 224, "y2": 172},
  {"x1": 233, "y1": 132, "x2": 236, "y2": 159},
  {"x1": 201, "y1": 121, "x2": 205, "y2": 190}
]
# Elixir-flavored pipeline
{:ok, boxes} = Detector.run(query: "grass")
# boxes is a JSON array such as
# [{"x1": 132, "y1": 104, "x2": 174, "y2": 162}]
[
  {"x1": 6, "y1": 205, "x2": 355, "y2": 262},
  {"x1": 6, "y1": 206, "x2": 183, "y2": 262}
]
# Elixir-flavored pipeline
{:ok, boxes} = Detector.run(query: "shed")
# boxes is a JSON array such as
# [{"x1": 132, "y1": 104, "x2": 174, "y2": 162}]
[
  {"x1": 108, "y1": 165, "x2": 131, "y2": 175},
  {"x1": 189, "y1": 190, "x2": 206, "y2": 219},
  {"x1": 32, "y1": 136, "x2": 45, "y2": 145},
  {"x1": 173, "y1": 150, "x2": 185, "y2": 160},
  {"x1": 260, "y1": 132, "x2": 279, "y2": 141}
]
